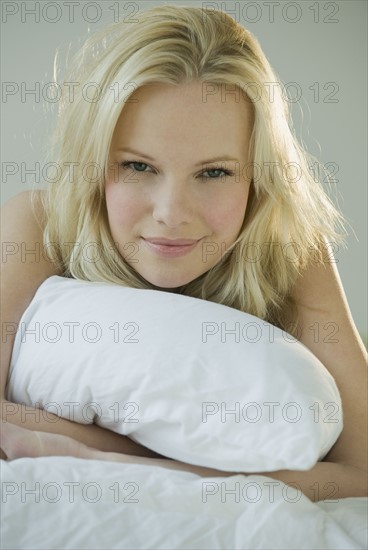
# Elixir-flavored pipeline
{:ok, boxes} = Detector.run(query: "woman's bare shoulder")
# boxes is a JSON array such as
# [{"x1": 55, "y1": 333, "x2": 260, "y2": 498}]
[
  {"x1": 1, "y1": 190, "x2": 59, "y2": 301},
  {"x1": 1, "y1": 190, "x2": 57, "y2": 264},
  {"x1": 1, "y1": 189, "x2": 47, "y2": 233},
  {"x1": 1, "y1": 190, "x2": 62, "y2": 395},
  {"x1": 1, "y1": 188, "x2": 62, "y2": 279},
  {"x1": 289, "y1": 258, "x2": 367, "y2": 471}
]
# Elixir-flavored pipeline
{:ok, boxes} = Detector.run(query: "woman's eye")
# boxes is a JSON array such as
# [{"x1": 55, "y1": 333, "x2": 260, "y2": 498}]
[
  {"x1": 121, "y1": 161, "x2": 151, "y2": 173},
  {"x1": 202, "y1": 168, "x2": 234, "y2": 179},
  {"x1": 120, "y1": 161, "x2": 234, "y2": 179}
]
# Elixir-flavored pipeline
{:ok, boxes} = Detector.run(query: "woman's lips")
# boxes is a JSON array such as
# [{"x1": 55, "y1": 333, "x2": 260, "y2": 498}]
[{"x1": 141, "y1": 237, "x2": 201, "y2": 258}]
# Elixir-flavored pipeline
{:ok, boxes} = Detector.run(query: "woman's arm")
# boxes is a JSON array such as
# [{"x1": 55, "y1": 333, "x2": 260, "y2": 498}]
[
  {"x1": 289, "y1": 246, "x2": 367, "y2": 472},
  {"x1": 1, "y1": 400, "x2": 162, "y2": 458},
  {"x1": 135, "y1": 256, "x2": 368, "y2": 501},
  {"x1": 2, "y1": 423, "x2": 366, "y2": 502},
  {"x1": 0, "y1": 190, "x2": 58, "y2": 400},
  {"x1": 84, "y1": 455, "x2": 367, "y2": 502},
  {"x1": 0, "y1": 191, "x2": 162, "y2": 460}
]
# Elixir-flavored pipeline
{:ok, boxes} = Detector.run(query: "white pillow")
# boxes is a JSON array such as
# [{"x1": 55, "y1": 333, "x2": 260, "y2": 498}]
[{"x1": 7, "y1": 276, "x2": 342, "y2": 472}]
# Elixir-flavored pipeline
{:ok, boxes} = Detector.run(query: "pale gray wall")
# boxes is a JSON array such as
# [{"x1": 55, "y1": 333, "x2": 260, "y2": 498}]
[{"x1": 1, "y1": 0, "x2": 367, "y2": 340}]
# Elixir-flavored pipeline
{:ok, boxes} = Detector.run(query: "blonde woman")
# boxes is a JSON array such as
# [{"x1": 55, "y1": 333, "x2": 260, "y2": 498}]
[{"x1": 1, "y1": 5, "x2": 367, "y2": 502}]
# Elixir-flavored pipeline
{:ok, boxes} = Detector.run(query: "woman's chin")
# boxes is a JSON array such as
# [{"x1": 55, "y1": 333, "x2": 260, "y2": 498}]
[
  {"x1": 150, "y1": 279, "x2": 187, "y2": 292},
  {"x1": 142, "y1": 272, "x2": 200, "y2": 291}
]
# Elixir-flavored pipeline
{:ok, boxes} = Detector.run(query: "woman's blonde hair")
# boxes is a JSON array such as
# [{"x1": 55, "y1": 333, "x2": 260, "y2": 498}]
[{"x1": 41, "y1": 4, "x2": 346, "y2": 334}]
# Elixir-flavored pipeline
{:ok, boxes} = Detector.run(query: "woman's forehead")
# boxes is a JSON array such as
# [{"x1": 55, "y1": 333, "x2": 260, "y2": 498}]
[{"x1": 111, "y1": 81, "x2": 254, "y2": 146}]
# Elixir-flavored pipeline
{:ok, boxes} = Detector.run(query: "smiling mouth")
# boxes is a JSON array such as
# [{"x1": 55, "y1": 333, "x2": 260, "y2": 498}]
[{"x1": 141, "y1": 237, "x2": 202, "y2": 258}]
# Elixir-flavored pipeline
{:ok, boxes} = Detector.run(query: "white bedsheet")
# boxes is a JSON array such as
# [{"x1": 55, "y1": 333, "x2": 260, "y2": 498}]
[{"x1": 1, "y1": 456, "x2": 367, "y2": 549}]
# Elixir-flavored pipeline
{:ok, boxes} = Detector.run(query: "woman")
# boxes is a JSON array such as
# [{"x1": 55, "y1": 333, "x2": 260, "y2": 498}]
[{"x1": 1, "y1": 5, "x2": 367, "y2": 501}]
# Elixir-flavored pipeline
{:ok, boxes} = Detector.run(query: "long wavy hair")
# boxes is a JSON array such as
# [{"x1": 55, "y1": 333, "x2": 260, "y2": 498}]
[{"x1": 40, "y1": 4, "x2": 346, "y2": 334}]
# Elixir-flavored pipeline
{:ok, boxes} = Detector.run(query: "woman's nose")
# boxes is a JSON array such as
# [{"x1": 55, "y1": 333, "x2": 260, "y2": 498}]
[{"x1": 151, "y1": 180, "x2": 194, "y2": 227}]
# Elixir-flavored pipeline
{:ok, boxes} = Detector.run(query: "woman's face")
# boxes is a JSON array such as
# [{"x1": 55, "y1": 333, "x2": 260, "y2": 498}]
[{"x1": 105, "y1": 80, "x2": 253, "y2": 288}]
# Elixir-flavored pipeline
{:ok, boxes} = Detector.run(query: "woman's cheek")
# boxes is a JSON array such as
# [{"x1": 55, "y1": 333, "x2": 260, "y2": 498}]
[
  {"x1": 105, "y1": 183, "x2": 142, "y2": 229},
  {"x1": 207, "y1": 193, "x2": 249, "y2": 238}
]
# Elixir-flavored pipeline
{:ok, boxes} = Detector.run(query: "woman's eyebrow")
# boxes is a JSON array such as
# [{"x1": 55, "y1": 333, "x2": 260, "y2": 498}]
[
  {"x1": 195, "y1": 156, "x2": 240, "y2": 166},
  {"x1": 116, "y1": 147, "x2": 155, "y2": 161},
  {"x1": 116, "y1": 147, "x2": 240, "y2": 165}
]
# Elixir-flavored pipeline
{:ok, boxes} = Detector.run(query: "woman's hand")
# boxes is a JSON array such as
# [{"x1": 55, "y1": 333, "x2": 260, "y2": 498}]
[
  {"x1": 1, "y1": 399, "x2": 164, "y2": 459},
  {"x1": 1, "y1": 421, "x2": 95, "y2": 461},
  {"x1": 0, "y1": 422, "x2": 218, "y2": 475}
]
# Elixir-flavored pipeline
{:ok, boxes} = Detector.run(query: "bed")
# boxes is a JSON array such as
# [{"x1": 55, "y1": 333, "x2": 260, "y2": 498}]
[
  {"x1": 2, "y1": 276, "x2": 367, "y2": 549},
  {"x1": 2, "y1": 456, "x2": 367, "y2": 549}
]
